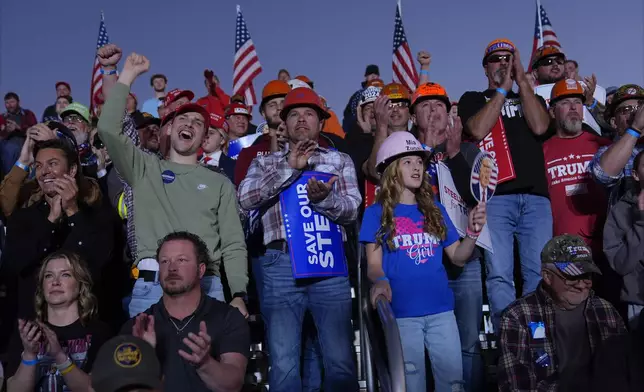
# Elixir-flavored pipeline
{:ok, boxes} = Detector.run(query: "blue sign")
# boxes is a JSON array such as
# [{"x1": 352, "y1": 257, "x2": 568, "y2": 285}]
[
  {"x1": 279, "y1": 171, "x2": 347, "y2": 279},
  {"x1": 228, "y1": 133, "x2": 261, "y2": 160},
  {"x1": 161, "y1": 170, "x2": 175, "y2": 184}
]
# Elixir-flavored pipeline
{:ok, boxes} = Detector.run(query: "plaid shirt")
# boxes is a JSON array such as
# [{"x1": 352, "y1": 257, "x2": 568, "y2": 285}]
[
  {"x1": 498, "y1": 283, "x2": 626, "y2": 392},
  {"x1": 589, "y1": 142, "x2": 644, "y2": 207},
  {"x1": 238, "y1": 144, "x2": 362, "y2": 245}
]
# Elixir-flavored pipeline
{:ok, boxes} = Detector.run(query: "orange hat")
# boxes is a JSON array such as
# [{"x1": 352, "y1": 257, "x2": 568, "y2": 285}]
[
  {"x1": 280, "y1": 87, "x2": 330, "y2": 121},
  {"x1": 261, "y1": 80, "x2": 290, "y2": 107},
  {"x1": 224, "y1": 102, "x2": 252, "y2": 120},
  {"x1": 209, "y1": 112, "x2": 229, "y2": 133},
  {"x1": 295, "y1": 75, "x2": 312, "y2": 84},
  {"x1": 531, "y1": 45, "x2": 566, "y2": 69},
  {"x1": 381, "y1": 83, "x2": 411, "y2": 102},
  {"x1": 550, "y1": 79, "x2": 585, "y2": 104},
  {"x1": 482, "y1": 38, "x2": 516, "y2": 65},
  {"x1": 411, "y1": 82, "x2": 451, "y2": 113},
  {"x1": 367, "y1": 79, "x2": 385, "y2": 88}
]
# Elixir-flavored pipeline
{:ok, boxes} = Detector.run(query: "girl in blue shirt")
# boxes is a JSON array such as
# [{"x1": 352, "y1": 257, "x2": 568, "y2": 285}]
[{"x1": 359, "y1": 132, "x2": 486, "y2": 392}]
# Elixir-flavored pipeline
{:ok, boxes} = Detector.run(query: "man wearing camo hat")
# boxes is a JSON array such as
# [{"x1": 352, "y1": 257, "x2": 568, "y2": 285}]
[{"x1": 498, "y1": 234, "x2": 626, "y2": 392}]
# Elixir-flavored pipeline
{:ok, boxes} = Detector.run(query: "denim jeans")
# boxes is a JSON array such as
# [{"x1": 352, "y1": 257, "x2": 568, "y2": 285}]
[
  {"x1": 125, "y1": 273, "x2": 224, "y2": 317},
  {"x1": 260, "y1": 249, "x2": 358, "y2": 392},
  {"x1": 483, "y1": 194, "x2": 552, "y2": 331},
  {"x1": 252, "y1": 255, "x2": 323, "y2": 391},
  {"x1": 0, "y1": 136, "x2": 25, "y2": 176},
  {"x1": 448, "y1": 258, "x2": 484, "y2": 392},
  {"x1": 397, "y1": 311, "x2": 465, "y2": 392}
]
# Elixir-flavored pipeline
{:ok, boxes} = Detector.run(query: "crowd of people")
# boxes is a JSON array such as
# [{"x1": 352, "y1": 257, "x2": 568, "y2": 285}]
[{"x1": 0, "y1": 35, "x2": 643, "y2": 392}]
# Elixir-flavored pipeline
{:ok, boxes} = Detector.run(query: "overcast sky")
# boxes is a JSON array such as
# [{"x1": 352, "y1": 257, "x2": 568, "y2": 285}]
[{"x1": 2, "y1": 0, "x2": 642, "y2": 120}]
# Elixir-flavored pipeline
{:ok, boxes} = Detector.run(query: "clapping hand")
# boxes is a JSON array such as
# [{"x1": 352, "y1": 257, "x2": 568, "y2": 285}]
[
  {"x1": 178, "y1": 321, "x2": 212, "y2": 368},
  {"x1": 133, "y1": 313, "x2": 157, "y2": 348},
  {"x1": 307, "y1": 176, "x2": 338, "y2": 203},
  {"x1": 287, "y1": 140, "x2": 316, "y2": 170}
]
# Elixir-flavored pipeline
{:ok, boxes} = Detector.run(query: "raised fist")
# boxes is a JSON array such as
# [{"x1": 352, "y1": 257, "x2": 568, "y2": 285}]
[
  {"x1": 417, "y1": 51, "x2": 431, "y2": 67},
  {"x1": 97, "y1": 44, "x2": 122, "y2": 68},
  {"x1": 123, "y1": 53, "x2": 150, "y2": 78}
]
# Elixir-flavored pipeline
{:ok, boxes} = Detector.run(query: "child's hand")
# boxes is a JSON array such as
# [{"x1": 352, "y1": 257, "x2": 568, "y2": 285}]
[
  {"x1": 468, "y1": 202, "x2": 487, "y2": 233},
  {"x1": 370, "y1": 280, "x2": 392, "y2": 309}
]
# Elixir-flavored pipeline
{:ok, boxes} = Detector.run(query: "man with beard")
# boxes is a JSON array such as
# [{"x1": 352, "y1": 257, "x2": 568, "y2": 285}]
[
  {"x1": 60, "y1": 102, "x2": 99, "y2": 172},
  {"x1": 238, "y1": 87, "x2": 361, "y2": 392},
  {"x1": 498, "y1": 235, "x2": 625, "y2": 392},
  {"x1": 1, "y1": 92, "x2": 37, "y2": 176},
  {"x1": 133, "y1": 112, "x2": 161, "y2": 154},
  {"x1": 543, "y1": 79, "x2": 610, "y2": 256},
  {"x1": 97, "y1": 51, "x2": 248, "y2": 320},
  {"x1": 121, "y1": 231, "x2": 250, "y2": 392},
  {"x1": 531, "y1": 46, "x2": 566, "y2": 85},
  {"x1": 142, "y1": 74, "x2": 167, "y2": 118},
  {"x1": 458, "y1": 39, "x2": 551, "y2": 331},
  {"x1": 589, "y1": 84, "x2": 644, "y2": 207}
]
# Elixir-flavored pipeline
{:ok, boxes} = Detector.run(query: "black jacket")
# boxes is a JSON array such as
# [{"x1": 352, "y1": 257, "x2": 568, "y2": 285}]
[{"x1": 0, "y1": 197, "x2": 115, "y2": 320}]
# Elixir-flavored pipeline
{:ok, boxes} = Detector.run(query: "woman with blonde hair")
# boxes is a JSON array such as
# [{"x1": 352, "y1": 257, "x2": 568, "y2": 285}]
[
  {"x1": 6, "y1": 250, "x2": 112, "y2": 392},
  {"x1": 359, "y1": 132, "x2": 486, "y2": 392}
]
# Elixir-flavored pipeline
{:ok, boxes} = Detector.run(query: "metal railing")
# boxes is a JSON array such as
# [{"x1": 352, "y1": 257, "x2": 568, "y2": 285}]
[{"x1": 358, "y1": 243, "x2": 406, "y2": 392}]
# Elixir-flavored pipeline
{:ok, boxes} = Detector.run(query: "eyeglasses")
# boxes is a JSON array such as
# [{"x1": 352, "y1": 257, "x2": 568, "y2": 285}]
[
  {"x1": 547, "y1": 268, "x2": 592, "y2": 286},
  {"x1": 538, "y1": 57, "x2": 565, "y2": 67},
  {"x1": 388, "y1": 101, "x2": 409, "y2": 109},
  {"x1": 487, "y1": 54, "x2": 512, "y2": 64},
  {"x1": 62, "y1": 114, "x2": 86, "y2": 124},
  {"x1": 615, "y1": 104, "x2": 641, "y2": 116}
]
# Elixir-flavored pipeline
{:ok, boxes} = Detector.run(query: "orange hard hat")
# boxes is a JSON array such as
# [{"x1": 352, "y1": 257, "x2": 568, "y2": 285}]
[
  {"x1": 381, "y1": 83, "x2": 411, "y2": 102},
  {"x1": 261, "y1": 80, "x2": 290, "y2": 107},
  {"x1": 280, "y1": 87, "x2": 330, "y2": 121},
  {"x1": 531, "y1": 45, "x2": 566, "y2": 69},
  {"x1": 482, "y1": 38, "x2": 516, "y2": 65},
  {"x1": 367, "y1": 78, "x2": 385, "y2": 88},
  {"x1": 410, "y1": 82, "x2": 451, "y2": 113},
  {"x1": 295, "y1": 75, "x2": 312, "y2": 84},
  {"x1": 550, "y1": 79, "x2": 585, "y2": 104}
]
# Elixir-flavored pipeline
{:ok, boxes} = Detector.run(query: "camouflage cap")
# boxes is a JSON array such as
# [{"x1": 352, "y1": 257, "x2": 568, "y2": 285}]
[
  {"x1": 608, "y1": 84, "x2": 644, "y2": 117},
  {"x1": 541, "y1": 234, "x2": 601, "y2": 277}
]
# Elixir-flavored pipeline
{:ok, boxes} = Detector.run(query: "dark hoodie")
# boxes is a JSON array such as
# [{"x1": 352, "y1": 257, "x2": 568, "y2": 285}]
[
  {"x1": 603, "y1": 188, "x2": 644, "y2": 306},
  {"x1": 591, "y1": 310, "x2": 644, "y2": 392}
]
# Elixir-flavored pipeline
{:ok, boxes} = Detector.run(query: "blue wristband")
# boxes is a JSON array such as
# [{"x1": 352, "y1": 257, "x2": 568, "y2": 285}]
[
  {"x1": 14, "y1": 161, "x2": 29, "y2": 172},
  {"x1": 420, "y1": 69, "x2": 430, "y2": 76},
  {"x1": 495, "y1": 88, "x2": 508, "y2": 97},
  {"x1": 100, "y1": 68, "x2": 117, "y2": 75},
  {"x1": 626, "y1": 128, "x2": 641, "y2": 139},
  {"x1": 376, "y1": 276, "x2": 389, "y2": 282},
  {"x1": 586, "y1": 99, "x2": 597, "y2": 110},
  {"x1": 21, "y1": 353, "x2": 38, "y2": 366}
]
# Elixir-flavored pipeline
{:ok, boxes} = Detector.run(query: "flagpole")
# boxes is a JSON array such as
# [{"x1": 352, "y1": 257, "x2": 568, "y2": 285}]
[
  {"x1": 397, "y1": 0, "x2": 402, "y2": 18},
  {"x1": 536, "y1": 0, "x2": 544, "y2": 47}
]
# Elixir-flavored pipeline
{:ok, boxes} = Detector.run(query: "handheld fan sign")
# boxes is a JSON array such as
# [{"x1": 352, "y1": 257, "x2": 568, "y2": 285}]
[{"x1": 470, "y1": 151, "x2": 499, "y2": 203}]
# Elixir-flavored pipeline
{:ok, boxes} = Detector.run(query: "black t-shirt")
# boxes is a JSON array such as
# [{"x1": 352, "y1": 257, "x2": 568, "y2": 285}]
[
  {"x1": 345, "y1": 129, "x2": 375, "y2": 198},
  {"x1": 120, "y1": 294, "x2": 250, "y2": 392},
  {"x1": 6, "y1": 319, "x2": 112, "y2": 392},
  {"x1": 554, "y1": 303, "x2": 592, "y2": 389},
  {"x1": 458, "y1": 90, "x2": 549, "y2": 198}
]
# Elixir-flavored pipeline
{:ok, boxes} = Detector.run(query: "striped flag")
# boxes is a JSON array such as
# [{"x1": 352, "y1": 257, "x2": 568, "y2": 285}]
[
  {"x1": 528, "y1": 0, "x2": 562, "y2": 71},
  {"x1": 233, "y1": 5, "x2": 262, "y2": 106},
  {"x1": 391, "y1": 1, "x2": 418, "y2": 93},
  {"x1": 90, "y1": 12, "x2": 110, "y2": 114}
]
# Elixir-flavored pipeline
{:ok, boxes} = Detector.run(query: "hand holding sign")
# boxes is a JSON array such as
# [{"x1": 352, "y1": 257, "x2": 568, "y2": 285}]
[
  {"x1": 471, "y1": 151, "x2": 499, "y2": 205},
  {"x1": 288, "y1": 140, "x2": 316, "y2": 170},
  {"x1": 468, "y1": 202, "x2": 487, "y2": 233},
  {"x1": 307, "y1": 176, "x2": 338, "y2": 202}
]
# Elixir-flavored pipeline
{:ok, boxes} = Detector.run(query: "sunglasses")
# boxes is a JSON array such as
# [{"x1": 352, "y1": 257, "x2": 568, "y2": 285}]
[
  {"x1": 388, "y1": 101, "x2": 409, "y2": 109},
  {"x1": 538, "y1": 57, "x2": 565, "y2": 67},
  {"x1": 615, "y1": 104, "x2": 640, "y2": 116},
  {"x1": 62, "y1": 114, "x2": 87, "y2": 124},
  {"x1": 487, "y1": 54, "x2": 512, "y2": 64}
]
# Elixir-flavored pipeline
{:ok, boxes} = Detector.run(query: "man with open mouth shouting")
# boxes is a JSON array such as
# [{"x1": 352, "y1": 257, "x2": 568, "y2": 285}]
[{"x1": 96, "y1": 48, "x2": 249, "y2": 322}]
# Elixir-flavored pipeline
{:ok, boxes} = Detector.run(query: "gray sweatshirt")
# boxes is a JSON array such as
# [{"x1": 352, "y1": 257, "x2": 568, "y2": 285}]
[{"x1": 604, "y1": 189, "x2": 644, "y2": 305}]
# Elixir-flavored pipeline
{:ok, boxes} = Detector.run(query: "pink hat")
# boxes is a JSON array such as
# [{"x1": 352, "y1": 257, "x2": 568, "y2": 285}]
[{"x1": 376, "y1": 131, "x2": 431, "y2": 174}]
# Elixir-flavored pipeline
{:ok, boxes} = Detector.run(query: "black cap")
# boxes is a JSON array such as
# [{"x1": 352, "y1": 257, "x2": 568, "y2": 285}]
[
  {"x1": 365, "y1": 64, "x2": 380, "y2": 77},
  {"x1": 133, "y1": 112, "x2": 161, "y2": 129},
  {"x1": 91, "y1": 335, "x2": 162, "y2": 392}
]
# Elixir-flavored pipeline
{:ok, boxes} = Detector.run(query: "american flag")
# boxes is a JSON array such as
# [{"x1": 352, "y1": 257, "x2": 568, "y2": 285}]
[
  {"x1": 90, "y1": 12, "x2": 110, "y2": 115},
  {"x1": 528, "y1": 0, "x2": 562, "y2": 71},
  {"x1": 554, "y1": 262, "x2": 584, "y2": 277},
  {"x1": 391, "y1": 1, "x2": 418, "y2": 93},
  {"x1": 233, "y1": 5, "x2": 262, "y2": 106}
]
